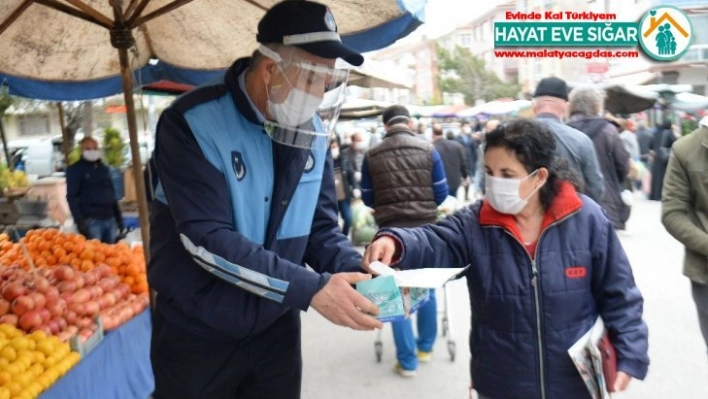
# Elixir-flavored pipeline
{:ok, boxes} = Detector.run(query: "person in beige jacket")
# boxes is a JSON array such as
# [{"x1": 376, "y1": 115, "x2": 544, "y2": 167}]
[{"x1": 661, "y1": 117, "x2": 708, "y2": 352}]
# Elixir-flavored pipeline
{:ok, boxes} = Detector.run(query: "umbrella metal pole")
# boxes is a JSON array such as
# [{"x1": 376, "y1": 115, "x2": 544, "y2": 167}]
[
  {"x1": 56, "y1": 103, "x2": 71, "y2": 170},
  {"x1": 118, "y1": 46, "x2": 151, "y2": 263},
  {"x1": 0, "y1": 117, "x2": 12, "y2": 171}
]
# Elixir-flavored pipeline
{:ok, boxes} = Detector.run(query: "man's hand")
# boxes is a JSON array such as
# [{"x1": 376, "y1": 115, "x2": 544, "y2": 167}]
[
  {"x1": 362, "y1": 236, "x2": 398, "y2": 273},
  {"x1": 613, "y1": 371, "x2": 632, "y2": 392},
  {"x1": 352, "y1": 188, "x2": 361, "y2": 199},
  {"x1": 310, "y1": 273, "x2": 382, "y2": 330}
]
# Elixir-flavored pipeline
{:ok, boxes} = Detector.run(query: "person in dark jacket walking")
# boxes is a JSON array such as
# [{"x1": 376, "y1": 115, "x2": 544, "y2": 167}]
[
  {"x1": 532, "y1": 77, "x2": 605, "y2": 202},
  {"x1": 567, "y1": 87, "x2": 631, "y2": 230},
  {"x1": 432, "y1": 123, "x2": 468, "y2": 197},
  {"x1": 330, "y1": 135, "x2": 358, "y2": 236},
  {"x1": 648, "y1": 120, "x2": 676, "y2": 201},
  {"x1": 148, "y1": 3, "x2": 381, "y2": 398},
  {"x1": 363, "y1": 119, "x2": 649, "y2": 399},
  {"x1": 66, "y1": 137, "x2": 124, "y2": 243},
  {"x1": 458, "y1": 121, "x2": 480, "y2": 200},
  {"x1": 360, "y1": 105, "x2": 448, "y2": 377}
]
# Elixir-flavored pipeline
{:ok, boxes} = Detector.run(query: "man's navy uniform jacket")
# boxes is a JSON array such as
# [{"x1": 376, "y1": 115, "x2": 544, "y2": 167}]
[{"x1": 149, "y1": 59, "x2": 362, "y2": 341}]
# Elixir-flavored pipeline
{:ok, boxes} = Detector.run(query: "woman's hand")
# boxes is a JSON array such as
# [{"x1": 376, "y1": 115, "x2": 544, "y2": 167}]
[
  {"x1": 613, "y1": 371, "x2": 632, "y2": 392},
  {"x1": 362, "y1": 236, "x2": 398, "y2": 273}
]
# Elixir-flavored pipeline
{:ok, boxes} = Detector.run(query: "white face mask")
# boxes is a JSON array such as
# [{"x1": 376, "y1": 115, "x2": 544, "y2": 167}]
[
  {"x1": 82, "y1": 150, "x2": 101, "y2": 162},
  {"x1": 485, "y1": 170, "x2": 545, "y2": 215},
  {"x1": 355, "y1": 142, "x2": 367, "y2": 151},
  {"x1": 331, "y1": 148, "x2": 340, "y2": 159},
  {"x1": 266, "y1": 64, "x2": 323, "y2": 127}
]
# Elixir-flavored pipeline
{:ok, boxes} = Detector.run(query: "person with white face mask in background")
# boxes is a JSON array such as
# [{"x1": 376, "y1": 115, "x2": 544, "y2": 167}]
[
  {"x1": 362, "y1": 119, "x2": 649, "y2": 399},
  {"x1": 149, "y1": 2, "x2": 381, "y2": 398},
  {"x1": 66, "y1": 136, "x2": 124, "y2": 243}
]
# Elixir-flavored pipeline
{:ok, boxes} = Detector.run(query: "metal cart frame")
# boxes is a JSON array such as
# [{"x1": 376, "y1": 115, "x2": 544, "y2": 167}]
[{"x1": 374, "y1": 282, "x2": 456, "y2": 363}]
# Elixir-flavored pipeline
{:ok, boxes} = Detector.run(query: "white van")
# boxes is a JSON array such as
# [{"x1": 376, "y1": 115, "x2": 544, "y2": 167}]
[{"x1": 7, "y1": 137, "x2": 65, "y2": 177}]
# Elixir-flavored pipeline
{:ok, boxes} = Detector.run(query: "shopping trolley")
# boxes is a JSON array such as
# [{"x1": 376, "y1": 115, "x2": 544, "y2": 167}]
[{"x1": 374, "y1": 281, "x2": 458, "y2": 363}]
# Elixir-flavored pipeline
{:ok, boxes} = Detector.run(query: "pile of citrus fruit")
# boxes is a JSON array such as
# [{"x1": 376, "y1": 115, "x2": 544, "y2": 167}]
[
  {"x1": 0, "y1": 230, "x2": 147, "y2": 296},
  {"x1": 0, "y1": 325, "x2": 80, "y2": 399}
]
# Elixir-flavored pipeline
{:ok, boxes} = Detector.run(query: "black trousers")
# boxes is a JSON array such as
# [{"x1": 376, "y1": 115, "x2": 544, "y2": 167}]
[{"x1": 151, "y1": 309, "x2": 302, "y2": 399}]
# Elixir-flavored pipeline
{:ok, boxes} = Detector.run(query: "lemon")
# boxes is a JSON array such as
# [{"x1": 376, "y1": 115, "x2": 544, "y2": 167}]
[
  {"x1": 16, "y1": 349, "x2": 33, "y2": 361},
  {"x1": 0, "y1": 347, "x2": 15, "y2": 363},
  {"x1": 0, "y1": 386, "x2": 9, "y2": 399},
  {"x1": 3, "y1": 382, "x2": 21, "y2": 397},
  {"x1": 0, "y1": 358, "x2": 8, "y2": 368},
  {"x1": 0, "y1": 326, "x2": 17, "y2": 339},
  {"x1": 36, "y1": 341, "x2": 53, "y2": 357},
  {"x1": 29, "y1": 363, "x2": 43, "y2": 377},
  {"x1": 9, "y1": 338, "x2": 29, "y2": 352},
  {"x1": 32, "y1": 351, "x2": 45, "y2": 365},
  {"x1": 2, "y1": 363, "x2": 20, "y2": 376},
  {"x1": 28, "y1": 331, "x2": 47, "y2": 343},
  {"x1": 0, "y1": 372, "x2": 9, "y2": 385},
  {"x1": 13, "y1": 372, "x2": 30, "y2": 388},
  {"x1": 37, "y1": 375, "x2": 50, "y2": 390}
]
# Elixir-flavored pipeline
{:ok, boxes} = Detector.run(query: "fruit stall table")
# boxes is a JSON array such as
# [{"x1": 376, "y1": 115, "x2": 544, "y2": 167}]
[{"x1": 39, "y1": 309, "x2": 153, "y2": 399}]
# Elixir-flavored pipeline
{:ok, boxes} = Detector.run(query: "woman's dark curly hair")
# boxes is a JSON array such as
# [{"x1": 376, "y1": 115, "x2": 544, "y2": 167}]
[{"x1": 484, "y1": 119, "x2": 582, "y2": 210}]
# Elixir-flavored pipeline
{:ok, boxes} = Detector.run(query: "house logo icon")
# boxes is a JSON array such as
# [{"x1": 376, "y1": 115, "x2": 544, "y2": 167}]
[{"x1": 638, "y1": 6, "x2": 693, "y2": 61}]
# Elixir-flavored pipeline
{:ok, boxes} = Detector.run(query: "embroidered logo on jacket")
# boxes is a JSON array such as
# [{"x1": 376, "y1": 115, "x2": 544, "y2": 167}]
[
  {"x1": 565, "y1": 266, "x2": 587, "y2": 279},
  {"x1": 304, "y1": 152, "x2": 315, "y2": 173},
  {"x1": 232, "y1": 151, "x2": 246, "y2": 181}
]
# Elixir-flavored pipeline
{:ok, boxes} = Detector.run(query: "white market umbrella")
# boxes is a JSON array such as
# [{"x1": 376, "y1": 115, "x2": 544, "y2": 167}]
[{"x1": 0, "y1": 0, "x2": 426, "y2": 259}]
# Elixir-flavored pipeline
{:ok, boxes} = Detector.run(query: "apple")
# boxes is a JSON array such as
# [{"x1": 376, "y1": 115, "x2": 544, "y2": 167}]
[
  {"x1": 28, "y1": 292, "x2": 46, "y2": 310},
  {"x1": 46, "y1": 298, "x2": 67, "y2": 318},
  {"x1": 11, "y1": 295, "x2": 35, "y2": 316},
  {"x1": 0, "y1": 299, "x2": 10, "y2": 316},
  {"x1": 0, "y1": 314, "x2": 18, "y2": 326},
  {"x1": 19, "y1": 310, "x2": 43, "y2": 331},
  {"x1": 2, "y1": 282, "x2": 26, "y2": 301}
]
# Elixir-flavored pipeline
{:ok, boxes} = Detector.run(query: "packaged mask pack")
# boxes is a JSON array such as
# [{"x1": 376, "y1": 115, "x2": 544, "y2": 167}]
[{"x1": 356, "y1": 262, "x2": 468, "y2": 322}]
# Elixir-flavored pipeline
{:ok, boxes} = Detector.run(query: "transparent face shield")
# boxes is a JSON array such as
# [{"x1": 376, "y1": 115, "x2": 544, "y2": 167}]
[{"x1": 259, "y1": 45, "x2": 349, "y2": 151}]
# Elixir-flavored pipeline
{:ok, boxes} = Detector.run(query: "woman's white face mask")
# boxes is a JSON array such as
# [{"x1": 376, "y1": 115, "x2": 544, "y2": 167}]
[{"x1": 485, "y1": 170, "x2": 545, "y2": 214}]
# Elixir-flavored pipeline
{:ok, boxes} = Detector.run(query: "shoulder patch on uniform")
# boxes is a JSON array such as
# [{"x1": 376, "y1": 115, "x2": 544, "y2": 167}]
[
  {"x1": 232, "y1": 151, "x2": 247, "y2": 181},
  {"x1": 304, "y1": 151, "x2": 315, "y2": 173}
]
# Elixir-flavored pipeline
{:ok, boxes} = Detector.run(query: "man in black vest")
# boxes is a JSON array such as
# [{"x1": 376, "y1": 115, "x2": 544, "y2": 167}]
[{"x1": 360, "y1": 105, "x2": 448, "y2": 377}]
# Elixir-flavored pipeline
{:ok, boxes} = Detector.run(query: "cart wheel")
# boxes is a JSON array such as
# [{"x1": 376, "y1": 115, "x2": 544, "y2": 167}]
[
  {"x1": 448, "y1": 341, "x2": 456, "y2": 362},
  {"x1": 375, "y1": 342, "x2": 383, "y2": 363},
  {"x1": 442, "y1": 317, "x2": 449, "y2": 337}
]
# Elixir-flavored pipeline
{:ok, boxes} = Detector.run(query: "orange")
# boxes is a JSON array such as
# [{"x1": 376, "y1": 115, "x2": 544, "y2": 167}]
[
  {"x1": 79, "y1": 249, "x2": 94, "y2": 261},
  {"x1": 133, "y1": 282, "x2": 149, "y2": 294},
  {"x1": 125, "y1": 263, "x2": 140, "y2": 276},
  {"x1": 62, "y1": 241, "x2": 74, "y2": 252},
  {"x1": 93, "y1": 251, "x2": 106, "y2": 263},
  {"x1": 80, "y1": 259, "x2": 94, "y2": 272},
  {"x1": 46, "y1": 255, "x2": 57, "y2": 266},
  {"x1": 58, "y1": 255, "x2": 71, "y2": 265},
  {"x1": 38, "y1": 241, "x2": 51, "y2": 252},
  {"x1": 123, "y1": 276, "x2": 135, "y2": 286},
  {"x1": 53, "y1": 247, "x2": 66, "y2": 258},
  {"x1": 70, "y1": 259, "x2": 82, "y2": 269},
  {"x1": 135, "y1": 273, "x2": 147, "y2": 284},
  {"x1": 40, "y1": 250, "x2": 52, "y2": 259},
  {"x1": 106, "y1": 257, "x2": 120, "y2": 268}
]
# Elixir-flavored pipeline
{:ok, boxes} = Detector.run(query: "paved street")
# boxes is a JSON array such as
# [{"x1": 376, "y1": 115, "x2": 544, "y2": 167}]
[{"x1": 301, "y1": 197, "x2": 708, "y2": 399}]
